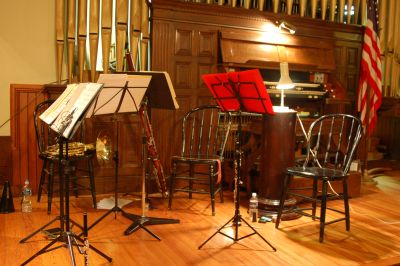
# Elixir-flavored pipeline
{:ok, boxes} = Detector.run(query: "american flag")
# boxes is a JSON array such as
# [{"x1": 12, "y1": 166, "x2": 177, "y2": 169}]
[{"x1": 357, "y1": 0, "x2": 382, "y2": 136}]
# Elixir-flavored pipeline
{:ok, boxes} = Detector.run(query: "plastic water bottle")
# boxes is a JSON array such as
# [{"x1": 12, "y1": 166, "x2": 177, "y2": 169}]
[
  {"x1": 249, "y1": 192, "x2": 258, "y2": 222},
  {"x1": 21, "y1": 179, "x2": 32, "y2": 213}
]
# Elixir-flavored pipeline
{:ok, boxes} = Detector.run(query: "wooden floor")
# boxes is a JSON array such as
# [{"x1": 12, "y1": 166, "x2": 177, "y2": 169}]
[{"x1": 2, "y1": 168, "x2": 400, "y2": 266}]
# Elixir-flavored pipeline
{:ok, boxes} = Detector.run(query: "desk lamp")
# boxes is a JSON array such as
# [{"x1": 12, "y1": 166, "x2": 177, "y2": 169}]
[{"x1": 275, "y1": 62, "x2": 294, "y2": 112}]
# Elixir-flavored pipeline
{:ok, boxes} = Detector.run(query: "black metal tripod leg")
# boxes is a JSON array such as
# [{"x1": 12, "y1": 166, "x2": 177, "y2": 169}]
[
  {"x1": 138, "y1": 223, "x2": 161, "y2": 240},
  {"x1": 74, "y1": 234, "x2": 113, "y2": 262},
  {"x1": 20, "y1": 216, "x2": 60, "y2": 243},
  {"x1": 65, "y1": 233, "x2": 77, "y2": 266},
  {"x1": 20, "y1": 234, "x2": 63, "y2": 265},
  {"x1": 240, "y1": 217, "x2": 276, "y2": 251},
  {"x1": 198, "y1": 216, "x2": 235, "y2": 249}
]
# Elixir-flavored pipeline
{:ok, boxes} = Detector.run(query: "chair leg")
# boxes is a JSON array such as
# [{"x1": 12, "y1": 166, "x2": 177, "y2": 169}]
[
  {"x1": 88, "y1": 159, "x2": 97, "y2": 209},
  {"x1": 210, "y1": 165, "x2": 215, "y2": 216},
  {"x1": 189, "y1": 164, "x2": 194, "y2": 199},
  {"x1": 37, "y1": 160, "x2": 48, "y2": 202},
  {"x1": 219, "y1": 179, "x2": 224, "y2": 203},
  {"x1": 275, "y1": 173, "x2": 291, "y2": 228},
  {"x1": 312, "y1": 178, "x2": 318, "y2": 219},
  {"x1": 47, "y1": 162, "x2": 55, "y2": 214},
  {"x1": 319, "y1": 180, "x2": 328, "y2": 243},
  {"x1": 168, "y1": 161, "x2": 177, "y2": 210},
  {"x1": 343, "y1": 177, "x2": 350, "y2": 231},
  {"x1": 71, "y1": 164, "x2": 79, "y2": 198}
]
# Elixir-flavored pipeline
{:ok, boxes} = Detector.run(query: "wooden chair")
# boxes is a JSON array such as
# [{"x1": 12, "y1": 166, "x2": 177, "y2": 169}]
[
  {"x1": 34, "y1": 99, "x2": 97, "y2": 213},
  {"x1": 275, "y1": 114, "x2": 362, "y2": 242},
  {"x1": 168, "y1": 105, "x2": 232, "y2": 215}
]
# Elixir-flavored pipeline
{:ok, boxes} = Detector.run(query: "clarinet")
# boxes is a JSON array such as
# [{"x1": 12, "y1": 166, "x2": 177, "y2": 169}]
[{"x1": 83, "y1": 212, "x2": 89, "y2": 266}]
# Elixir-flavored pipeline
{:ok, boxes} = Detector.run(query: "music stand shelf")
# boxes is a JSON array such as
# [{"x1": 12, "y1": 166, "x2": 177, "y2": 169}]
[
  {"x1": 20, "y1": 82, "x2": 112, "y2": 265},
  {"x1": 87, "y1": 72, "x2": 180, "y2": 240},
  {"x1": 198, "y1": 69, "x2": 276, "y2": 251}
]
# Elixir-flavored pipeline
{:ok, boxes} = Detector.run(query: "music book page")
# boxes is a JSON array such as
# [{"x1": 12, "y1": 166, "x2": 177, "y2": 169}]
[
  {"x1": 39, "y1": 83, "x2": 79, "y2": 125},
  {"x1": 49, "y1": 82, "x2": 103, "y2": 139}
]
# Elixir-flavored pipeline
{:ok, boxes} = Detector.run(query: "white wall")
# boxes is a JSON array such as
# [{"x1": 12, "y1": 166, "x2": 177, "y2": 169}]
[{"x1": 0, "y1": 0, "x2": 56, "y2": 136}]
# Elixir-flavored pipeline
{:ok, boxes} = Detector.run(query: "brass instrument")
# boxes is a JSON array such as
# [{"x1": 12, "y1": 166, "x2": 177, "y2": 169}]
[
  {"x1": 95, "y1": 130, "x2": 112, "y2": 166},
  {"x1": 45, "y1": 142, "x2": 95, "y2": 158}
]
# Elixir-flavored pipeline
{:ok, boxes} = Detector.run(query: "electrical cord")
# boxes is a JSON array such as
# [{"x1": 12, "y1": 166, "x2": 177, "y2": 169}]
[{"x1": 0, "y1": 80, "x2": 67, "y2": 130}]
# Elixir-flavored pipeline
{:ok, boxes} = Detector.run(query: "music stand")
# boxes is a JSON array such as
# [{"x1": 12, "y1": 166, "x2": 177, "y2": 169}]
[
  {"x1": 121, "y1": 71, "x2": 180, "y2": 239},
  {"x1": 198, "y1": 69, "x2": 276, "y2": 251},
  {"x1": 84, "y1": 73, "x2": 150, "y2": 231},
  {"x1": 20, "y1": 83, "x2": 112, "y2": 265}
]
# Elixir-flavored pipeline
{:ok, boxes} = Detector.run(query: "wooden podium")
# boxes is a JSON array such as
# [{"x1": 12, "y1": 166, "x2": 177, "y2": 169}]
[{"x1": 258, "y1": 110, "x2": 297, "y2": 217}]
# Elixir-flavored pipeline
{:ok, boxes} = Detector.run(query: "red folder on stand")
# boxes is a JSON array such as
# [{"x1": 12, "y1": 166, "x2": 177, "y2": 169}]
[{"x1": 202, "y1": 69, "x2": 274, "y2": 115}]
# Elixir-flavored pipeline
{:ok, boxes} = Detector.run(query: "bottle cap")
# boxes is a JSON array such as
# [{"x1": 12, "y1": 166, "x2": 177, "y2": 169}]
[{"x1": 252, "y1": 192, "x2": 257, "y2": 197}]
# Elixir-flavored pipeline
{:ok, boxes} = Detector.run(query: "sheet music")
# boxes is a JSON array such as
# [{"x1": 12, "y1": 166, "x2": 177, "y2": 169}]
[
  {"x1": 50, "y1": 83, "x2": 103, "y2": 139},
  {"x1": 39, "y1": 84, "x2": 79, "y2": 125},
  {"x1": 87, "y1": 74, "x2": 152, "y2": 116}
]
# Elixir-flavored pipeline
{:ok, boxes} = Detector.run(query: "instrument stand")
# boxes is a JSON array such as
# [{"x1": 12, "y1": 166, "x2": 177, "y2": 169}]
[
  {"x1": 84, "y1": 116, "x2": 133, "y2": 233},
  {"x1": 199, "y1": 70, "x2": 276, "y2": 251},
  {"x1": 21, "y1": 121, "x2": 112, "y2": 265},
  {"x1": 123, "y1": 104, "x2": 179, "y2": 239}
]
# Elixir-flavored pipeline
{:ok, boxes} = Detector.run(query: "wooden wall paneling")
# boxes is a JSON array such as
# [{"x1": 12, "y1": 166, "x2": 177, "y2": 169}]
[
  {"x1": 150, "y1": 20, "x2": 177, "y2": 175},
  {"x1": 333, "y1": 39, "x2": 362, "y2": 100},
  {"x1": 118, "y1": 115, "x2": 142, "y2": 191},
  {"x1": 87, "y1": 114, "x2": 143, "y2": 194},
  {"x1": 10, "y1": 84, "x2": 47, "y2": 194}
]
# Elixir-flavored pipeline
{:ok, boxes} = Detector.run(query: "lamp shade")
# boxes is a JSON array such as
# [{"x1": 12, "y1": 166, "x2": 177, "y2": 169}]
[{"x1": 277, "y1": 62, "x2": 294, "y2": 90}]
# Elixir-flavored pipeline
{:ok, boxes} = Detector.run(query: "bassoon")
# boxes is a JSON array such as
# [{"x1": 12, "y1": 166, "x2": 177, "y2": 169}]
[{"x1": 139, "y1": 103, "x2": 168, "y2": 198}]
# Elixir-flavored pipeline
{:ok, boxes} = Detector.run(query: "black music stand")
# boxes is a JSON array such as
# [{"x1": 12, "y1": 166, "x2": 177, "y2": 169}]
[
  {"x1": 121, "y1": 71, "x2": 180, "y2": 239},
  {"x1": 198, "y1": 69, "x2": 276, "y2": 251},
  {"x1": 84, "y1": 74, "x2": 150, "y2": 231},
  {"x1": 20, "y1": 83, "x2": 112, "y2": 265}
]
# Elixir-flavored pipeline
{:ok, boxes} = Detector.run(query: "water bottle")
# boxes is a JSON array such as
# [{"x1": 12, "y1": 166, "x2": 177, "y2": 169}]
[
  {"x1": 21, "y1": 179, "x2": 32, "y2": 213},
  {"x1": 249, "y1": 192, "x2": 258, "y2": 222}
]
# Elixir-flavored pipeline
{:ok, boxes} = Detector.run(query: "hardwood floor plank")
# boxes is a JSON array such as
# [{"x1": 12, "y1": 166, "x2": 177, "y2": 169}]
[{"x1": 1, "y1": 170, "x2": 400, "y2": 265}]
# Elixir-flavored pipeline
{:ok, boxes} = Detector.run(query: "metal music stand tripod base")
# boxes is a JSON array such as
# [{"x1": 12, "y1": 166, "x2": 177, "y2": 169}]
[
  {"x1": 123, "y1": 213, "x2": 180, "y2": 240},
  {"x1": 84, "y1": 118, "x2": 133, "y2": 234},
  {"x1": 198, "y1": 213, "x2": 276, "y2": 250},
  {"x1": 199, "y1": 70, "x2": 276, "y2": 251},
  {"x1": 21, "y1": 137, "x2": 112, "y2": 265},
  {"x1": 123, "y1": 120, "x2": 180, "y2": 240}
]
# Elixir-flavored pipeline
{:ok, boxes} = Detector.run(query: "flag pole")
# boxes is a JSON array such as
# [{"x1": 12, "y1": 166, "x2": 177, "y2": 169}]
[{"x1": 362, "y1": 85, "x2": 377, "y2": 184}]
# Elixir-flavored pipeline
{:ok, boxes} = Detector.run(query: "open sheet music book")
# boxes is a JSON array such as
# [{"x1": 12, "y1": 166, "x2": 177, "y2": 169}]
[
  {"x1": 85, "y1": 73, "x2": 152, "y2": 116},
  {"x1": 40, "y1": 82, "x2": 103, "y2": 139}
]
